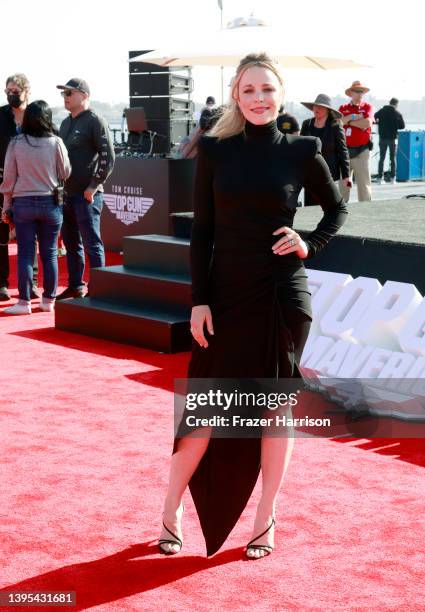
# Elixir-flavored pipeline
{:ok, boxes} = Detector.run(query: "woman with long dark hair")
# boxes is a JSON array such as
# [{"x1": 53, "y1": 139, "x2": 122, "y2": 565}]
[
  {"x1": 0, "y1": 100, "x2": 70, "y2": 314},
  {"x1": 158, "y1": 54, "x2": 348, "y2": 559}
]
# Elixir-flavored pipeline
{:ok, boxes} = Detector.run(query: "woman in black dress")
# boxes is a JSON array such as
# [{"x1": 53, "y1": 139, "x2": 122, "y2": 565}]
[
  {"x1": 300, "y1": 93, "x2": 350, "y2": 206},
  {"x1": 158, "y1": 54, "x2": 348, "y2": 559}
]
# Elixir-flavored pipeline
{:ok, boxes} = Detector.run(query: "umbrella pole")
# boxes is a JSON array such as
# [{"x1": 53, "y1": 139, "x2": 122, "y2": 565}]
[
  {"x1": 219, "y1": 0, "x2": 224, "y2": 103},
  {"x1": 220, "y1": 67, "x2": 224, "y2": 104}
]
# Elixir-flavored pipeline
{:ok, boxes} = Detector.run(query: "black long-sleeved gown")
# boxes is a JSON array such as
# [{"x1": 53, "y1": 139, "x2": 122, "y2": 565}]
[{"x1": 173, "y1": 120, "x2": 348, "y2": 556}]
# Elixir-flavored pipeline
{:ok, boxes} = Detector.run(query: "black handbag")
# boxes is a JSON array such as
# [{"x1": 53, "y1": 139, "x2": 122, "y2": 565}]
[
  {"x1": 348, "y1": 144, "x2": 369, "y2": 159},
  {"x1": 53, "y1": 184, "x2": 64, "y2": 205},
  {"x1": 53, "y1": 139, "x2": 65, "y2": 205}
]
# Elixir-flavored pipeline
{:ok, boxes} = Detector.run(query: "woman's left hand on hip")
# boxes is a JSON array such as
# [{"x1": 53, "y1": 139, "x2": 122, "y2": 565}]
[{"x1": 272, "y1": 226, "x2": 308, "y2": 259}]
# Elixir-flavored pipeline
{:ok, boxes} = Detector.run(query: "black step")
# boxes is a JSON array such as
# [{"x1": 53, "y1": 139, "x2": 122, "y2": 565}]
[
  {"x1": 55, "y1": 298, "x2": 191, "y2": 353},
  {"x1": 170, "y1": 212, "x2": 193, "y2": 239},
  {"x1": 90, "y1": 265, "x2": 191, "y2": 309},
  {"x1": 123, "y1": 234, "x2": 190, "y2": 275}
]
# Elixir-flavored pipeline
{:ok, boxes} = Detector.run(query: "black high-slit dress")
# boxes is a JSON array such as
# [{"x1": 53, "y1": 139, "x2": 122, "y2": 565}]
[{"x1": 173, "y1": 120, "x2": 348, "y2": 557}]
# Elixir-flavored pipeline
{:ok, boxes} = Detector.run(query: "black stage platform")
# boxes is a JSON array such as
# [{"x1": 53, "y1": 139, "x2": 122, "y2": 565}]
[
  {"x1": 56, "y1": 198, "x2": 424, "y2": 352},
  {"x1": 295, "y1": 198, "x2": 424, "y2": 246},
  {"x1": 173, "y1": 198, "x2": 425, "y2": 293},
  {"x1": 294, "y1": 198, "x2": 425, "y2": 294}
]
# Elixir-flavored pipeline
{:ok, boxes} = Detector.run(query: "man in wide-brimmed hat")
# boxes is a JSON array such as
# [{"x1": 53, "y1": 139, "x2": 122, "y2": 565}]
[{"x1": 339, "y1": 80, "x2": 374, "y2": 202}]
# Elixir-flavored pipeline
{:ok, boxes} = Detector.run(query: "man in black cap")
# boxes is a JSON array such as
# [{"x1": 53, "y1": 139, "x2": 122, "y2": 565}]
[
  {"x1": 56, "y1": 78, "x2": 115, "y2": 299},
  {"x1": 276, "y1": 104, "x2": 300, "y2": 135},
  {"x1": 199, "y1": 96, "x2": 217, "y2": 131}
]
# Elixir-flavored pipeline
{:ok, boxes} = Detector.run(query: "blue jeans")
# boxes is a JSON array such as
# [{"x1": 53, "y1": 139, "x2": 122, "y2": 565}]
[
  {"x1": 61, "y1": 192, "x2": 105, "y2": 289},
  {"x1": 13, "y1": 196, "x2": 62, "y2": 301}
]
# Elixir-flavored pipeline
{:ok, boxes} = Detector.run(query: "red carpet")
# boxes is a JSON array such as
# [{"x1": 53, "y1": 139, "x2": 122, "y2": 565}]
[{"x1": 1, "y1": 244, "x2": 425, "y2": 611}]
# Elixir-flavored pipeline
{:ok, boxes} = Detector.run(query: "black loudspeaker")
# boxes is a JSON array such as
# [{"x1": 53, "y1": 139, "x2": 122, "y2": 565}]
[
  {"x1": 129, "y1": 97, "x2": 194, "y2": 119},
  {"x1": 130, "y1": 73, "x2": 193, "y2": 97},
  {"x1": 128, "y1": 51, "x2": 193, "y2": 155},
  {"x1": 148, "y1": 119, "x2": 192, "y2": 154}
]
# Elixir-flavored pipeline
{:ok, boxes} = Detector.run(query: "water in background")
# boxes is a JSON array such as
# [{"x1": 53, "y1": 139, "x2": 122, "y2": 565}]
[{"x1": 108, "y1": 121, "x2": 425, "y2": 173}]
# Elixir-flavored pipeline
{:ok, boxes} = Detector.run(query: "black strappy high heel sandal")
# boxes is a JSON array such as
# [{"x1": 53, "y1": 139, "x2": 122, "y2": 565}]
[
  {"x1": 245, "y1": 517, "x2": 275, "y2": 559},
  {"x1": 158, "y1": 502, "x2": 184, "y2": 555}
]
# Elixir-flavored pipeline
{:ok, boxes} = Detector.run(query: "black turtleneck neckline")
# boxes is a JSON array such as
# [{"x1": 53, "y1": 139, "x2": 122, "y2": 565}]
[{"x1": 243, "y1": 119, "x2": 281, "y2": 143}]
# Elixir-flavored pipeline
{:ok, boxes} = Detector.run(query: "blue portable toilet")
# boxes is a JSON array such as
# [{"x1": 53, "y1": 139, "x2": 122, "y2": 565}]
[{"x1": 396, "y1": 131, "x2": 425, "y2": 181}]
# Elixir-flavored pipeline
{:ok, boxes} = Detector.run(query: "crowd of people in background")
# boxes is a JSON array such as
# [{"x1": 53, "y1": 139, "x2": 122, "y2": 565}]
[
  {"x1": 0, "y1": 74, "x2": 115, "y2": 314},
  {"x1": 189, "y1": 82, "x2": 406, "y2": 207},
  {"x1": 0, "y1": 70, "x2": 406, "y2": 314}
]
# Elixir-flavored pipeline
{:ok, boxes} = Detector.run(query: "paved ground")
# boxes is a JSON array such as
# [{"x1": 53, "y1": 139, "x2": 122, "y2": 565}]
[
  {"x1": 295, "y1": 197, "x2": 424, "y2": 245},
  {"x1": 299, "y1": 180, "x2": 425, "y2": 206},
  {"x1": 349, "y1": 179, "x2": 425, "y2": 203}
]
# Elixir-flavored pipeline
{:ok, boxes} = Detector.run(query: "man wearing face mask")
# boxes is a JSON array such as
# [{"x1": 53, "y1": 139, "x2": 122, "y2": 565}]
[{"x1": 0, "y1": 73, "x2": 39, "y2": 301}]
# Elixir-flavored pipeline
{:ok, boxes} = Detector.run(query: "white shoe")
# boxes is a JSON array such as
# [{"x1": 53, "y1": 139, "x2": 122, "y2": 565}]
[
  {"x1": 4, "y1": 301, "x2": 31, "y2": 315},
  {"x1": 39, "y1": 298, "x2": 55, "y2": 312}
]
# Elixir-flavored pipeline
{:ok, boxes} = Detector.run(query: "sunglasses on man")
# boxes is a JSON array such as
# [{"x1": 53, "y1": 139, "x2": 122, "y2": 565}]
[{"x1": 61, "y1": 90, "x2": 78, "y2": 97}]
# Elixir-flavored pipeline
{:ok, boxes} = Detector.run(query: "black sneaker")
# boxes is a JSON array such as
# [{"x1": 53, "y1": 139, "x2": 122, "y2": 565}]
[
  {"x1": 56, "y1": 287, "x2": 86, "y2": 300},
  {"x1": 30, "y1": 286, "x2": 41, "y2": 299},
  {"x1": 0, "y1": 286, "x2": 10, "y2": 301}
]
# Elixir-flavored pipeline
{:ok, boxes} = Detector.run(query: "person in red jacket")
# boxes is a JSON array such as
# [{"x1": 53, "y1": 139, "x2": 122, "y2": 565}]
[{"x1": 339, "y1": 81, "x2": 374, "y2": 202}]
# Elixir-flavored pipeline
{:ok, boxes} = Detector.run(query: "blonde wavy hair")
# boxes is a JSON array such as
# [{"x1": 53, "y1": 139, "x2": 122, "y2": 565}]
[{"x1": 208, "y1": 52, "x2": 284, "y2": 140}]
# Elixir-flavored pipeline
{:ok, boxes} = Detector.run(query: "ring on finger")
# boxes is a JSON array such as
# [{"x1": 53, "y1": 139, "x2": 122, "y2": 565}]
[{"x1": 290, "y1": 238, "x2": 295, "y2": 246}]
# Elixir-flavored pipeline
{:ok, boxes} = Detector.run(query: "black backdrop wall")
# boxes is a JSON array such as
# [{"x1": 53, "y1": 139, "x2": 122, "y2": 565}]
[{"x1": 101, "y1": 157, "x2": 195, "y2": 251}]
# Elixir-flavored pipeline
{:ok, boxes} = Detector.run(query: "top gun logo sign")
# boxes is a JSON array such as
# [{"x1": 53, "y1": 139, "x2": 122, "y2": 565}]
[{"x1": 104, "y1": 189, "x2": 154, "y2": 226}]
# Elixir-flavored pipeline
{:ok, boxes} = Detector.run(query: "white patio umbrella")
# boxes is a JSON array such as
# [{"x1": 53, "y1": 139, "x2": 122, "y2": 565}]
[
  {"x1": 133, "y1": 48, "x2": 365, "y2": 71},
  {"x1": 131, "y1": 16, "x2": 368, "y2": 71}
]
